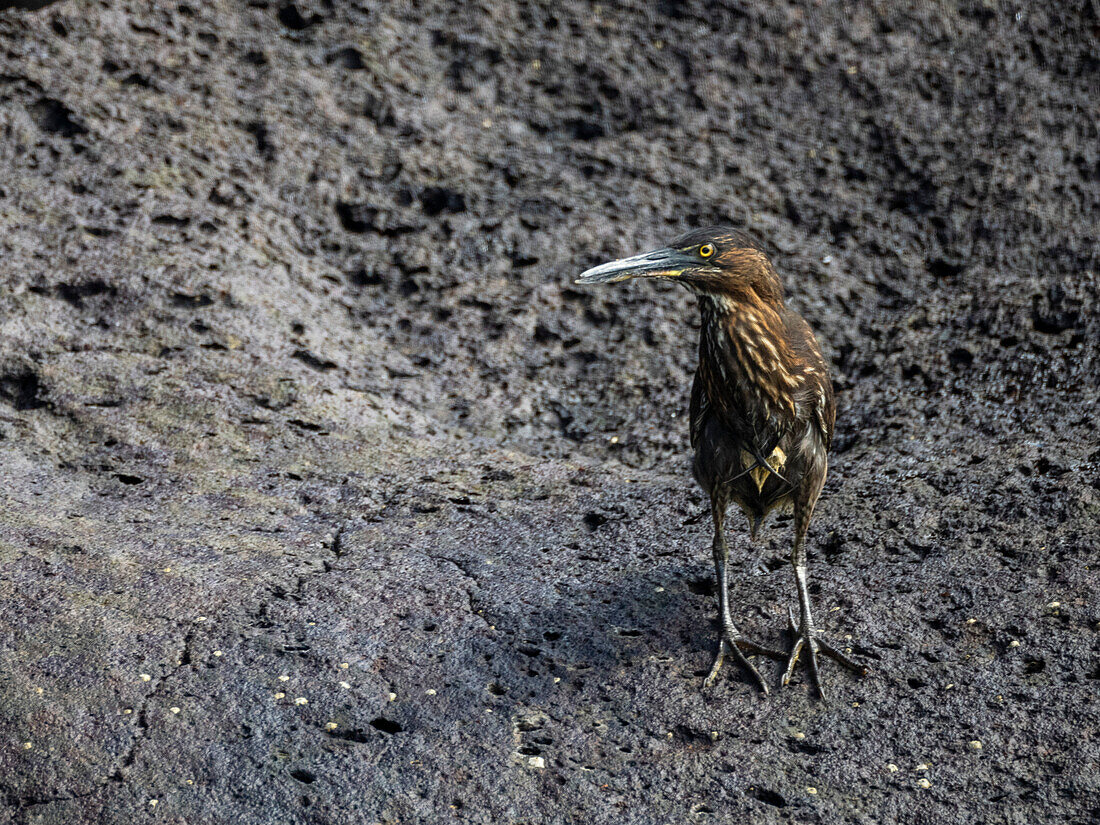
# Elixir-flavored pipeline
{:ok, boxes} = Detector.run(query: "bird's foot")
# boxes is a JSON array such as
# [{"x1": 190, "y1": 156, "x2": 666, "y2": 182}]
[
  {"x1": 781, "y1": 607, "x2": 867, "y2": 700},
  {"x1": 704, "y1": 631, "x2": 785, "y2": 694}
]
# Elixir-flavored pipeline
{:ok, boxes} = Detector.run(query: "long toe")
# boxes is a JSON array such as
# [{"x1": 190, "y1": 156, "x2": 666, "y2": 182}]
[
  {"x1": 728, "y1": 641, "x2": 770, "y2": 695},
  {"x1": 704, "y1": 633, "x2": 777, "y2": 694},
  {"x1": 781, "y1": 610, "x2": 867, "y2": 698},
  {"x1": 805, "y1": 639, "x2": 825, "y2": 700},
  {"x1": 733, "y1": 638, "x2": 786, "y2": 661},
  {"x1": 815, "y1": 636, "x2": 870, "y2": 675},
  {"x1": 703, "y1": 638, "x2": 727, "y2": 689}
]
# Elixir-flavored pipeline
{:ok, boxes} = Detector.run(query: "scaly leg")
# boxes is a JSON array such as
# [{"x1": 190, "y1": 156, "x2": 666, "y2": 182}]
[
  {"x1": 781, "y1": 502, "x2": 867, "y2": 699},
  {"x1": 703, "y1": 496, "x2": 784, "y2": 693}
]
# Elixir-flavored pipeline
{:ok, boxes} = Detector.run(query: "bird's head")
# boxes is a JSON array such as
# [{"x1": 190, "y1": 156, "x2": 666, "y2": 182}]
[{"x1": 575, "y1": 226, "x2": 783, "y2": 305}]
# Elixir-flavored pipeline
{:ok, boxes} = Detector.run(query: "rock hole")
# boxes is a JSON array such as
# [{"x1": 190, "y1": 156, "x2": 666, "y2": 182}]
[
  {"x1": 821, "y1": 532, "x2": 844, "y2": 560},
  {"x1": 56, "y1": 278, "x2": 115, "y2": 306},
  {"x1": 328, "y1": 728, "x2": 369, "y2": 743},
  {"x1": 792, "y1": 740, "x2": 825, "y2": 755},
  {"x1": 419, "y1": 186, "x2": 466, "y2": 216},
  {"x1": 0, "y1": 371, "x2": 47, "y2": 411},
  {"x1": 568, "y1": 118, "x2": 604, "y2": 141},
  {"x1": 327, "y1": 46, "x2": 364, "y2": 69},
  {"x1": 949, "y1": 347, "x2": 974, "y2": 367},
  {"x1": 583, "y1": 512, "x2": 609, "y2": 531},
  {"x1": 30, "y1": 97, "x2": 87, "y2": 137},
  {"x1": 246, "y1": 120, "x2": 275, "y2": 160},
  {"x1": 291, "y1": 349, "x2": 337, "y2": 371},
  {"x1": 927, "y1": 258, "x2": 964, "y2": 279},
  {"x1": 1023, "y1": 657, "x2": 1045, "y2": 675},
  {"x1": 687, "y1": 576, "x2": 713, "y2": 597},
  {"x1": 369, "y1": 717, "x2": 403, "y2": 734},
  {"x1": 277, "y1": 3, "x2": 318, "y2": 30},
  {"x1": 122, "y1": 72, "x2": 153, "y2": 88},
  {"x1": 289, "y1": 769, "x2": 315, "y2": 784},
  {"x1": 152, "y1": 214, "x2": 190, "y2": 227},
  {"x1": 750, "y1": 787, "x2": 787, "y2": 808},
  {"x1": 763, "y1": 556, "x2": 786, "y2": 573},
  {"x1": 348, "y1": 268, "x2": 383, "y2": 286},
  {"x1": 334, "y1": 201, "x2": 373, "y2": 233},
  {"x1": 170, "y1": 291, "x2": 214, "y2": 307}
]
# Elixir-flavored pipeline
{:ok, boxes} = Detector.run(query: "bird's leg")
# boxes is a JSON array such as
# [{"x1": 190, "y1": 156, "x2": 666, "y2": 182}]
[
  {"x1": 703, "y1": 497, "x2": 784, "y2": 693},
  {"x1": 781, "y1": 508, "x2": 867, "y2": 699}
]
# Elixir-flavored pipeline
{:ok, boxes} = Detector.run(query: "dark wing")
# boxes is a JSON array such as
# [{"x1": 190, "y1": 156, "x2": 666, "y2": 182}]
[
  {"x1": 783, "y1": 310, "x2": 837, "y2": 451},
  {"x1": 809, "y1": 369, "x2": 836, "y2": 451},
  {"x1": 689, "y1": 369, "x2": 709, "y2": 451}
]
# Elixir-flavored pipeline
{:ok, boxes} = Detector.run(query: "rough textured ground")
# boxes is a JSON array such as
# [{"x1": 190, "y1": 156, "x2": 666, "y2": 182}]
[{"x1": 0, "y1": 0, "x2": 1098, "y2": 822}]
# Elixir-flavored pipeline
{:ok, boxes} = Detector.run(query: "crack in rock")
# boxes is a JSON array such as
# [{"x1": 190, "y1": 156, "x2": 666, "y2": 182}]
[
  {"x1": 427, "y1": 553, "x2": 490, "y2": 629},
  {"x1": 111, "y1": 625, "x2": 199, "y2": 782}
]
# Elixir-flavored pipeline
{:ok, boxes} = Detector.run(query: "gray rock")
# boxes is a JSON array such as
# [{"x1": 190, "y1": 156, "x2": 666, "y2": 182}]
[{"x1": 0, "y1": 1, "x2": 1097, "y2": 823}]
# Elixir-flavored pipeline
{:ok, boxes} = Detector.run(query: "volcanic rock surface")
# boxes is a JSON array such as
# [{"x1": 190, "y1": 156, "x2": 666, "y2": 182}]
[{"x1": 0, "y1": 1, "x2": 1098, "y2": 823}]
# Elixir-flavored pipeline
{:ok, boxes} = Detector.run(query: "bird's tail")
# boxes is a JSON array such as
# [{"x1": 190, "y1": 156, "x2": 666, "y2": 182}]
[{"x1": 749, "y1": 515, "x2": 763, "y2": 541}]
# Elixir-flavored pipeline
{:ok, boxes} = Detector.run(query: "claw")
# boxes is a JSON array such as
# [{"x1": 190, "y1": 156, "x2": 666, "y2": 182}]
[
  {"x1": 703, "y1": 639, "x2": 725, "y2": 689},
  {"x1": 781, "y1": 606, "x2": 867, "y2": 699},
  {"x1": 782, "y1": 637, "x2": 804, "y2": 686},
  {"x1": 704, "y1": 633, "x2": 784, "y2": 694}
]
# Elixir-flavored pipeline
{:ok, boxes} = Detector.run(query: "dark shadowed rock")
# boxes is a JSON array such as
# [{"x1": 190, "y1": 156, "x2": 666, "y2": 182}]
[{"x1": 0, "y1": 1, "x2": 67, "y2": 10}]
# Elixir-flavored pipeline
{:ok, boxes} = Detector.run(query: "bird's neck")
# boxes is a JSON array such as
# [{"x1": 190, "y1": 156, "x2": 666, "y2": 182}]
[{"x1": 698, "y1": 292, "x2": 798, "y2": 419}]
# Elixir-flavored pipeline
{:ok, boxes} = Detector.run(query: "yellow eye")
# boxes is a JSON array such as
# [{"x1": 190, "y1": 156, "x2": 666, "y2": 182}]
[{"x1": 699, "y1": 244, "x2": 715, "y2": 258}]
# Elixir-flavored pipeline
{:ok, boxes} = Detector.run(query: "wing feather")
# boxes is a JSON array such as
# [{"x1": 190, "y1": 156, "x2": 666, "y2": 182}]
[{"x1": 689, "y1": 371, "x2": 709, "y2": 451}]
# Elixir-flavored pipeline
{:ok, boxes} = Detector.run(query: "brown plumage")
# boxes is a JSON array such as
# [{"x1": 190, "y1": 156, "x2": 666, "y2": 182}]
[{"x1": 577, "y1": 227, "x2": 866, "y2": 698}]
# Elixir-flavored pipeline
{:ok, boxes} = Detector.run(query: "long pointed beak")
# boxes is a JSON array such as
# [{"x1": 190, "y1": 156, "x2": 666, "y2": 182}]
[{"x1": 575, "y1": 247, "x2": 694, "y2": 284}]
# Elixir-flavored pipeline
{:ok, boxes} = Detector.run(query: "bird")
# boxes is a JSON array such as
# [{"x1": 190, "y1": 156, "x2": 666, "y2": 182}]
[{"x1": 576, "y1": 227, "x2": 866, "y2": 698}]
